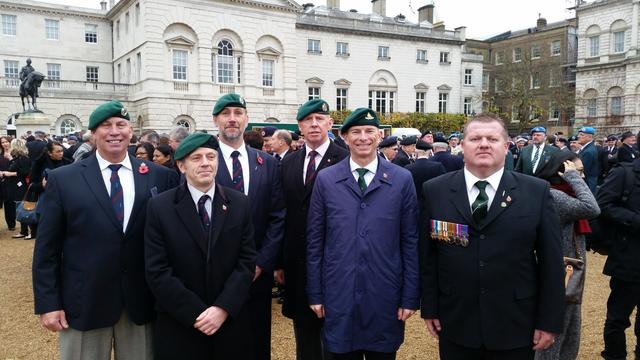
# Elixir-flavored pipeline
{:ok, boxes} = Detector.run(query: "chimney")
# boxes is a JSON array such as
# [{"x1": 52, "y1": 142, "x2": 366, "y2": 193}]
[
  {"x1": 109, "y1": 0, "x2": 114, "y2": 9},
  {"x1": 100, "y1": 0, "x2": 107, "y2": 10},
  {"x1": 302, "y1": 3, "x2": 314, "y2": 11},
  {"x1": 418, "y1": 4, "x2": 434, "y2": 24},
  {"x1": 326, "y1": 0, "x2": 340, "y2": 10},
  {"x1": 537, "y1": 17, "x2": 547, "y2": 30},
  {"x1": 371, "y1": 0, "x2": 386, "y2": 16},
  {"x1": 433, "y1": 21, "x2": 445, "y2": 32},
  {"x1": 455, "y1": 26, "x2": 466, "y2": 41}
]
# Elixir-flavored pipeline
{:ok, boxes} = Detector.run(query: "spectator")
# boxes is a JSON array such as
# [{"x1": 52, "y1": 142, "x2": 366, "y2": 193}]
[
  {"x1": 243, "y1": 130, "x2": 264, "y2": 150},
  {"x1": 0, "y1": 136, "x2": 14, "y2": 229},
  {"x1": 2, "y1": 139, "x2": 31, "y2": 238},
  {"x1": 152, "y1": 144, "x2": 175, "y2": 170},
  {"x1": 168, "y1": 127, "x2": 189, "y2": 151},
  {"x1": 73, "y1": 132, "x2": 94, "y2": 162},
  {"x1": 135, "y1": 142, "x2": 155, "y2": 161},
  {"x1": 140, "y1": 130, "x2": 159, "y2": 147}
]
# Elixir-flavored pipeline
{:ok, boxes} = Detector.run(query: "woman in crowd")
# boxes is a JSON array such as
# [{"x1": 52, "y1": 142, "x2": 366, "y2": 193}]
[
  {"x1": 135, "y1": 142, "x2": 155, "y2": 161},
  {"x1": 0, "y1": 136, "x2": 14, "y2": 230},
  {"x1": 27, "y1": 141, "x2": 72, "y2": 240},
  {"x1": 1, "y1": 139, "x2": 31, "y2": 238},
  {"x1": 152, "y1": 143, "x2": 175, "y2": 170},
  {"x1": 535, "y1": 151, "x2": 600, "y2": 360}
]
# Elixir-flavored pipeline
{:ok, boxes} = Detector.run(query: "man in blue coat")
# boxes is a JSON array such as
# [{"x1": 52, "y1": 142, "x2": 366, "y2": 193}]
[
  {"x1": 576, "y1": 126, "x2": 600, "y2": 194},
  {"x1": 307, "y1": 108, "x2": 420, "y2": 359}
]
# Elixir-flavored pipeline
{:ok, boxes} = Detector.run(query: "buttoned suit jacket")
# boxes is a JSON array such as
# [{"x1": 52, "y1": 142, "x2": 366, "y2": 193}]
[
  {"x1": 420, "y1": 170, "x2": 565, "y2": 350},
  {"x1": 430, "y1": 151, "x2": 464, "y2": 172},
  {"x1": 514, "y1": 144, "x2": 559, "y2": 176},
  {"x1": 579, "y1": 142, "x2": 600, "y2": 193},
  {"x1": 405, "y1": 158, "x2": 446, "y2": 201},
  {"x1": 392, "y1": 148, "x2": 411, "y2": 167},
  {"x1": 32, "y1": 154, "x2": 179, "y2": 331}
]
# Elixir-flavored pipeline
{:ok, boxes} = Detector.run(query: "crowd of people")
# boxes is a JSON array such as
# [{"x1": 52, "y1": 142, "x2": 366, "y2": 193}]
[{"x1": 16, "y1": 94, "x2": 639, "y2": 360}]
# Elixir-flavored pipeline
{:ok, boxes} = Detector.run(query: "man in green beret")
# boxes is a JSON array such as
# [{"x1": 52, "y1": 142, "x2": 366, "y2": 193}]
[
  {"x1": 145, "y1": 133, "x2": 256, "y2": 359},
  {"x1": 277, "y1": 98, "x2": 348, "y2": 360},
  {"x1": 33, "y1": 100, "x2": 179, "y2": 359},
  {"x1": 211, "y1": 93, "x2": 285, "y2": 360},
  {"x1": 306, "y1": 108, "x2": 419, "y2": 359}
]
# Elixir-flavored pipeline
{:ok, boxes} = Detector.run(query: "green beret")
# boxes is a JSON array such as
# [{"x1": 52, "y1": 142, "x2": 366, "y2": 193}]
[
  {"x1": 174, "y1": 133, "x2": 219, "y2": 161},
  {"x1": 212, "y1": 93, "x2": 247, "y2": 115},
  {"x1": 88, "y1": 100, "x2": 130, "y2": 130},
  {"x1": 340, "y1": 108, "x2": 379, "y2": 134},
  {"x1": 296, "y1": 99, "x2": 329, "y2": 121}
]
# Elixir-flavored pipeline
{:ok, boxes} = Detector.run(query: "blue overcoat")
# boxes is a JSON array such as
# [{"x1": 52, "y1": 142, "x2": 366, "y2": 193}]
[{"x1": 306, "y1": 156, "x2": 419, "y2": 353}]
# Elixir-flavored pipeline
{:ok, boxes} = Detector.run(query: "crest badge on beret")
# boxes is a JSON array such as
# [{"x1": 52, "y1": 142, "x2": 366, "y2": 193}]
[
  {"x1": 322, "y1": 102, "x2": 329, "y2": 112},
  {"x1": 121, "y1": 107, "x2": 128, "y2": 117},
  {"x1": 261, "y1": 131, "x2": 266, "y2": 136},
  {"x1": 239, "y1": 96, "x2": 246, "y2": 106},
  {"x1": 365, "y1": 112, "x2": 374, "y2": 120}
]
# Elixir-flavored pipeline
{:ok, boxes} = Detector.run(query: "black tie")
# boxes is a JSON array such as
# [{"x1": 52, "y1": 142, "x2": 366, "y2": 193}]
[
  {"x1": 108, "y1": 164, "x2": 124, "y2": 228},
  {"x1": 275, "y1": 153, "x2": 282, "y2": 162},
  {"x1": 356, "y1": 168, "x2": 368, "y2": 194},
  {"x1": 472, "y1": 181, "x2": 489, "y2": 223},
  {"x1": 198, "y1": 195, "x2": 210, "y2": 231}
]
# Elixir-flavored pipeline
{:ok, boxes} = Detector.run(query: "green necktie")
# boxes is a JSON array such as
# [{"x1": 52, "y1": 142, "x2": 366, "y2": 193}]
[
  {"x1": 472, "y1": 180, "x2": 489, "y2": 223},
  {"x1": 356, "y1": 168, "x2": 368, "y2": 194}
]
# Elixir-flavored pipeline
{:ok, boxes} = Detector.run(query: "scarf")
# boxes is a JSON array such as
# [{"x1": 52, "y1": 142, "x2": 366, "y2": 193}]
[{"x1": 551, "y1": 182, "x2": 592, "y2": 234}]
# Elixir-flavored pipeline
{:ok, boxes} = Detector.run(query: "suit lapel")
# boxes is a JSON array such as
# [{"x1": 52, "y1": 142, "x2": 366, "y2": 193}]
[
  {"x1": 215, "y1": 148, "x2": 233, "y2": 188},
  {"x1": 246, "y1": 147, "x2": 262, "y2": 199},
  {"x1": 125, "y1": 157, "x2": 149, "y2": 235},
  {"x1": 477, "y1": 171, "x2": 517, "y2": 230},
  {"x1": 303, "y1": 142, "x2": 340, "y2": 200},
  {"x1": 334, "y1": 159, "x2": 362, "y2": 198},
  {"x1": 447, "y1": 170, "x2": 475, "y2": 227},
  {"x1": 173, "y1": 183, "x2": 208, "y2": 255},
  {"x1": 208, "y1": 185, "x2": 230, "y2": 258},
  {"x1": 80, "y1": 155, "x2": 122, "y2": 231},
  {"x1": 363, "y1": 156, "x2": 392, "y2": 197}
]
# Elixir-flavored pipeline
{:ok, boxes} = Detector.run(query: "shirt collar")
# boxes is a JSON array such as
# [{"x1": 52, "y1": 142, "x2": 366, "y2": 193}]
[
  {"x1": 187, "y1": 183, "x2": 216, "y2": 206},
  {"x1": 306, "y1": 139, "x2": 331, "y2": 158},
  {"x1": 218, "y1": 141, "x2": 248, "y2": 160},
  {"x1": 350, "y1": 156, "x2": 378, "y2": 176},
  {"x1": 96, "y1": 151, "x2": 133, "y2": 171},
  {"x1": 463, "y1": 167, "x2": 504, "y2": 193}
]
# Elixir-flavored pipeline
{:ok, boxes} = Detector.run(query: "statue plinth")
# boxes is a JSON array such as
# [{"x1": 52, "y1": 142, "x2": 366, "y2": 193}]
[{"x1": 14, "y1": 111, "x2": 50, "y2": 136}]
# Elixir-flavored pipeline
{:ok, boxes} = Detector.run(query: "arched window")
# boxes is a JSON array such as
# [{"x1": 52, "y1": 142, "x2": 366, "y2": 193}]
[
  {"x1": 174, "y1": 115, "x2": 195, "y2": 132},
  {"x1": 217, "y1": 40, "x2": 235, "y2": 83},
  {"x1": 176, "y1": 119, "x2": 190, "y2": 129},
  {"x1": 60, "y1": 118, "x2": 77, "y2": 135}
]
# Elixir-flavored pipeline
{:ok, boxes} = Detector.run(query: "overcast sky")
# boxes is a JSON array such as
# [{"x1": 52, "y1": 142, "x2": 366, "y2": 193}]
[{"x1": 44, "y1": 0, "x2": 577, "y2": 39}]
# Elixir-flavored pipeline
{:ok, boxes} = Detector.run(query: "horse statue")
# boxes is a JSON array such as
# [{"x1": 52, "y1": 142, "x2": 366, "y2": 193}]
[{"x1": 20, "y1": 71, "x2": 45, "y2": 112}]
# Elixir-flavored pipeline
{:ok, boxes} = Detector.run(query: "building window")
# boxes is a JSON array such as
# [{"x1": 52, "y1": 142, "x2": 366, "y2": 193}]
[
  {"x1": 551, "y1": 40, "x2": 561, "y2": 56},
  {"x1": 549, "y1": 104, "x2": 560, "y2": 120},
  {"x1": 549, "y1": 70, "x2": 560, "y2": 87},
  {"x1": 464, "y1": 69, "x2": 472, "y2": 85},
  {"x1": 3, "y1": 60, "x2": 19, "y2": 86},
  {"x1": 415, "y1": 92, "x2": 426, "y2": 113},
  {"x1": 368, "y1": 90, "x2": 395, "y2": 114},
  {"x1": 495, "y1": 51, "x2": 504, "y2": 65},
  {"x1": 416, "y1": 49, "x2": 427, "y2": 62},
  {"x1": 136, "y1": 52, "x2": 141, "y2": 81},
  {"x1": 531, "y1": 45, "x2": 541, "y2": 59},
  {"x1": 2, "y1": 14, "x2": 17, "y2": 35},
  {"x1": 439, "y1": 52, "x2": 450, "y2": 64},
  {"x1": 86, "y1": 66, "x2": 98, "y2": 82},
  {"x1": 262, "y1": 59, "x2": 274, "y2": 87},
  {"x1": 59, "y1": 118, "x2": 77, "y2": 135},
  {"x1": 46, "y1": 63, "x2": 60, "y2": 88},
  {"x1": 587, "y1": 99, "x2": 597, "y2": 117},
  {"x1": 611, "y1": 97, "x2": 622, "y2": 115},
  {"x1": 176, "y1": 118, "x2": 191, "y2": 130},
  {"x1": 336, "y1": 88, "x2": 347, "y2": 110},
  {"x1": 613, "y1": 31, "x2": 625, "y2": 53},
  {"x1": 116, "y1": 20, "x2": 120, "y2": 40},
  {"x1": 45, "y1": 19, "x2": 59, "y2": 40},
  {"x1": 217, "y1": 40, "x2": 235, "y2": 83},
  {"x1": 336, "y1": 42, "x2": 348, "y2": 56},
  {"x1": 172, "y1": 50, "x2": 187, "y2": 81},
  {"x1": 116, "y1": 63, "x2": 121, "y2": 82},
  {"x1": 85, "y1": 24, "x2": 97, "y2": 43},
  {"x1": 378, "y1": 46, "x2": 389, "y2": 60},
  {"x1": 308, "y1": 39, "x2": 321, "y2": 54},
  {"x1": 513, "y1": 48, "x2": 522, "y2": 62},
  {"x1": 438, "y1": 93, "x2": 448, "y2": 113},
  {"x1": 464, "y1": 97, "x2": 472, "y2": 116},
  {"x1": 126, "y1": 58, "x2": 131, "y2": 83},
  {"x1": 308, "y1": 87, "x2": 320, "y2": 100},
  {"x1": 495, "y1": 79, "x2": 503, "y2": 93},
  {"x1": 135, "y1": 3, "x2": 140, "y2": 26},
  {"x1": 511, "y1": 105, "x2": 519, "y2": 121},
  {"x1": 125, "y1": 12, "x2": 130, "y2": 34},
  {"x1": 482, "y1": 72, "x2": 489, "y2": 91},
  {"x1": 531, "y1": 72, "x2": 540, "y2": 89},
  {"x1": 589, "y1": 36, "x2": 599, "y2": 57}
]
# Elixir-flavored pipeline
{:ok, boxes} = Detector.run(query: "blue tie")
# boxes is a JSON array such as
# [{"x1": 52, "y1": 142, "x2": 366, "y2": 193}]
[
  {"x1": 108, "y1": 164, "x2": 124, "y2": 228},
  {"x1": 198, "y1": 195, "x2": 211, "y2": 231}
]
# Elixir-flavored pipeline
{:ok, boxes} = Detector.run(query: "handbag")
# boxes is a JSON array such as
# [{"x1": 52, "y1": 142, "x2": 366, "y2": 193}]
[
  {"x1": 564, "y1": 232, "x2": 585, "y2": 304},
  {"x1": 16, "y1": 185, "x2": 38, "y2": 225}
]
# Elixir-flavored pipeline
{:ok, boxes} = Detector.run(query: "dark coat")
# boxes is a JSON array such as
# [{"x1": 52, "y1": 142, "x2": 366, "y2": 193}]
[
  {"x1": 405, "y1": 158, "x2": 446, "y2": 200},
  {"x1": 430, "y1": 151, "x2": 464, "y2": 172},
  {"x1": 420, "y1": 170, "x2": 565, "y2": 350},
  {"x1": 29, "y1": 155, "x2": 72, "y2": 196},
  {"x1": 280, "y1": 142, "x2": 348, "y2": 323},
  {"x1": 145, "y1": 183, "x2": 256, "y2": 359},
  {"x1": 392, "y1": 148, "x2": 411, "y2": 167},
  {"x1": 5, "y1": 155, "x2": 30, "y2": 201},
  {"x1": 32, "y1": 154, "x2": 179, "y2": 331},
  {"x1": 307, "y1": 157, "x2": 420, "y2": 353},
  {"x1": 579, "y1": 141, "x2": 600, "y2": 193},
  {"x1": 26, "y1": 139, "x2": 47, "y2": 162},
  {"x1": 617, "y1": 144, "x2": 639, "y2": 163},
  {"x1": 514, "y1": 144, "x2": 559, "y2": 176},
  {"x1": 599, "y1": 160, "x2": 640, "y2": 282}
]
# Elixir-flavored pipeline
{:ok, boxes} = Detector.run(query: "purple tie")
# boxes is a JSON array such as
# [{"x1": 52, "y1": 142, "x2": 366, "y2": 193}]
[
  {"x1": 305, "y1": 150, "x2": 318, "y2": 186},
  {"x1": 108, "y1": 164, "x2": 124, "y2": 227},
  {"x1": 231, "y1": 151, "x2": 244, "y2": 193},
  {"x1": 197, "y1": 195, "x2": 210, "y2": 231}
]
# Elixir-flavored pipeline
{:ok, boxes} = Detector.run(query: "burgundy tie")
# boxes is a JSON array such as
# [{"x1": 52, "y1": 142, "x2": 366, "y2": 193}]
[
  {"x1": 305, "y1": 150, "x2": 318, "y2": 186},
  {"x1": 231, "y1": 151, "x2": 244, "y2": 193},
  {"x1": 197, "y1": 195, "x2": 210, "y2": 231}
]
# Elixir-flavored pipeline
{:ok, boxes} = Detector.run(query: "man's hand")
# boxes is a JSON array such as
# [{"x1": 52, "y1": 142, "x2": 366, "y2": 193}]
[
  {"x1": 397, "y1": 308, "x2": 416, "y2": 322},
  {"x1": 40, "y1": 310, "x2": 69, "y2": 332},
  {"x1": 253, "y1": 265, "x2": 263, "y2": 282},
  {"x1": 424, "y1": 318, "x2": 441, "y2": 338},
  {"x1": 274, "y1": 269, "x2": 285, "y2": 285},
  {"x1": 532, "y1": 329, "x2": 556, "y2": 350},
  {"x1": 310, "y1": 304, "x2": 324, "y2": 319},
  {"x1": 193, "y1": 306, "x2": 228, "y2": 336},
  {"x1": 42, "y1": 177, "x2": 47, "y2": 188}
]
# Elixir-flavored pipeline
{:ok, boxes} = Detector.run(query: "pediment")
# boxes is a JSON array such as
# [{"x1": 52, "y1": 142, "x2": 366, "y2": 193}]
[
  {"x1": 165, "y1": 35, "x2": 196, "y2": 47},
  {"x1": 334, "y1": 78, "x2": 352, "y2": 86},
  {"x1": 437, "y1": 84, "x2": 452, "y2": 91},
  {"x1": 306, "y1": 77, "x2": 324, "y2": 85},
  {"x1": 256, "y1": 46, "x2": 282, "y2": 57},
  {"x1": 414, "y1": 83, "x2": 429, "y2": 90}
]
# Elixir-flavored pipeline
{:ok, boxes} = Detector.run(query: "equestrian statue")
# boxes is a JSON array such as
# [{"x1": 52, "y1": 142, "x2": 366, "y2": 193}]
[{"x1": 19, "y1": 58, "x2": 45, "y2": 112}]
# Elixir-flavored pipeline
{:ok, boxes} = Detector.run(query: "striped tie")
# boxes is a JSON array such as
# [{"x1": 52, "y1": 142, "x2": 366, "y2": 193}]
[
  {"x1": 108, "y1": 164, "x2": 124, "y2": 227},
  {"x1": 472, "y1": 180, "x2": 489, "y2": 223},
  {"x1": 197, "y1": 195, "x2": 210, "y2": 231},
  {"x1": 230, "y1": 150, "x2": 244, "y2": 193},
  {"x1": 305, "y1": 150, "x2": 318, "y2": 186}
]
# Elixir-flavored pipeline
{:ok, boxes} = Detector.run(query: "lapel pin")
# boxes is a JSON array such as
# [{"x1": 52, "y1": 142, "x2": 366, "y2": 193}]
[
  {"x1": 222, "y1": 204, "x2": 228, "y2": 211},
  {"x1": 501, "y1": 202, "x2": 507, "y2": 208},
  {"x1": 506, "y1": 195, "x2": 512, "y2": 203},
  {"x1": 327, "y1": 159, "x2": 331, "y2": 163},
  {"x1": 383, "y1": 172, "x2": 388, "y2": 179},
  {"x1": 138, "y1": 162, "x2": 149, "y2": 174},
  {"x1": 502, "y1": 190, "x2": 505, "y2": 196}
]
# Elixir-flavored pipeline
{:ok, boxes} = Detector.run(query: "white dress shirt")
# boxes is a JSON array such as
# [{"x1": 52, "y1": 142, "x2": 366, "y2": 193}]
[
  {"x1": 187, "y1": 183, "x2": 215, "y2": 220},
  {"x1": 464, "y1": 167, "x2": 504, "y2": 212},
  {"x1": 96, "y1": 151, "x2": 135, "y2": 232},
  {"x1": 303, "y1": 139, "x2": 331, "y2": 183},
  {"x1": 350, "y1": 157, "x2": 378, "y2": 187},
  {"x1": 218, "y1": 141, "x2": 250, "y2": 195}
]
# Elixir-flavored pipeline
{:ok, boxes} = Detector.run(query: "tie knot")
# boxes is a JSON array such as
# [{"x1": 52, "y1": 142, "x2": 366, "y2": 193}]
[
  {"x1": 108, "y1": 164, "x2": 122, "y2": 172},
  {"x1": 475, "y1": 180, "x2": 488, "y2": 191},
  {"x1": 231, "y1": 150, "x2": 240, "y2": 159},
  {"x1": 356, "y1": 168, "x2": 368, "y2": 177},
  {"x1": 308, "y1": 150, "x2": 318, "y2": 159},
  {"x1": 198, "y1": 194, "x2": 210, "y2": 206}
]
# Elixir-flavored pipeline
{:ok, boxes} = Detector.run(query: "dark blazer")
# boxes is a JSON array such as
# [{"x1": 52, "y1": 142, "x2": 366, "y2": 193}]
[
  {"x1": 145, "y1": 183, "x2": 256, "y2": 359},
  {"x1": 430, "y1": 151, "x2": 464, "y2": 172},
  {"x1": 26, "y1": 139, "x2": 47, "y2": 162},
  {"x1": 420, "y1": 170, "x2": 565, "y2": 350},
  {"x1": 5, "y1": 155, "x2": 31, "y2": 201},
  {"x1": 215, "y1": 145, "x2": 285, "y2": 292},
  {"x1": 32, "y1": 154, "x2": 179, "y2": 331},
  {"x1": 405, "y1": 158, "x2": 446, "y2": 200},
  {"x1": 617, "y1": 144, "x2": 639, "y2": 163},
  {"x1": 579, "y1": 141, "x2": 600, "y2": 193},
  {"x1": 280, "y1": 141, "x2": 348, "y2": 323},
  {"x1": 514, "y1": 144, "x2": 559, "y2": 176},
  {"x1": 392, "y1": 148, "x2": 411, "y2": 167}
]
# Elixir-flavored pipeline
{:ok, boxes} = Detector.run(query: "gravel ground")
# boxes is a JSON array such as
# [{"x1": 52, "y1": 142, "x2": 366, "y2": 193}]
[{"x1": 0, "y1": 224, "x2": 635, "y2": 359}]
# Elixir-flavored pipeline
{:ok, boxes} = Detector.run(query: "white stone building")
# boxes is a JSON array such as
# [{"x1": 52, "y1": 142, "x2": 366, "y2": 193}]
[
  {"x1": 575, "y1": 0, "x2": 640, "y2": 134},
  {"x1": 0, "y1": 0, "x2": 482, "y2": 135}
]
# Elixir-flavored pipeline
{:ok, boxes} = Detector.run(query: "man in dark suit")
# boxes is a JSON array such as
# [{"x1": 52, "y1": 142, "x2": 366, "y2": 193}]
[
  {"x1": 617, "y1": 131, "x2": 639, "y2": 163},
  {"x1": 431, "y1": 136, "x2": 464, "y2": 172},
  {"x1": 145, "y1": 133, "x2": 256, "y2": 359},
  {"x1": 271, "y1": 129, "x2": 293, "y2": 162},
  {"x1": 393, "y1": 135, "x2": 416, "y2": 167},
  {"x1": 378, "y1": 136, "x2": 398, "y2": 162},
  {"x1": 576, "y1": 126, "x2": 600, "y2": 194},
  {"x1": 405, "y1": 140, "x2": 445, "y2": 200},
  {"x1": 278, "y1": 99, "x2": 348, "y2": 360},
  {"x1": 212, "y1": 93, "x2": 286, "y2": 360},
  {"x1": 26, "y1": 130, "x2": 48, "y2": 161},
  {"x1": 421, "y1": 114, "x2": 564, "y2": 360},
  {"x1": 32, "y1": 100, "x2": 179, "y2": 359},
  {"x1": 514, "y1": 126, "x2": 559, "y2": 176}
]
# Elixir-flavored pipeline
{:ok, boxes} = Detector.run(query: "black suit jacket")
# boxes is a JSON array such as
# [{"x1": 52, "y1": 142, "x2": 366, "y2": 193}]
[
  {"x1": 617, "y1": 144, "x2": 639, "y2": 163},
  {"x1": 32, "y1": 154, "x2": 179, "y2": 331},
  {"x1": 420, "y1": 170, "x2": 564, "y2": 350},
  {"x1": 145, "y1": 183, "x2": 256, "y2": 359},
  {"x1": 405, "y1": 158, "x2": 446, "y2": 200},
  {"x1": 514, "y1": 144, "x2": 559, "y2": 176},
  {"x1": 430, "y1": 151, "x2": 464, "y2": 172},
  {"x1": 392, "y1": 148, "x2": 411, "y2": 167},
  {"x1": 280, "y1": 141, "x2": 348, "y2": 323}
]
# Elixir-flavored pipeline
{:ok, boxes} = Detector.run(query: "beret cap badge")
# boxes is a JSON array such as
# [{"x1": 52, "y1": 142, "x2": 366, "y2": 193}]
[
  {"x1": 365, "y1": 112, "x2": 374, "y2": 120},
  {"x1": 322, "y1": 102, "x2": 328, "y2": 112}
]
